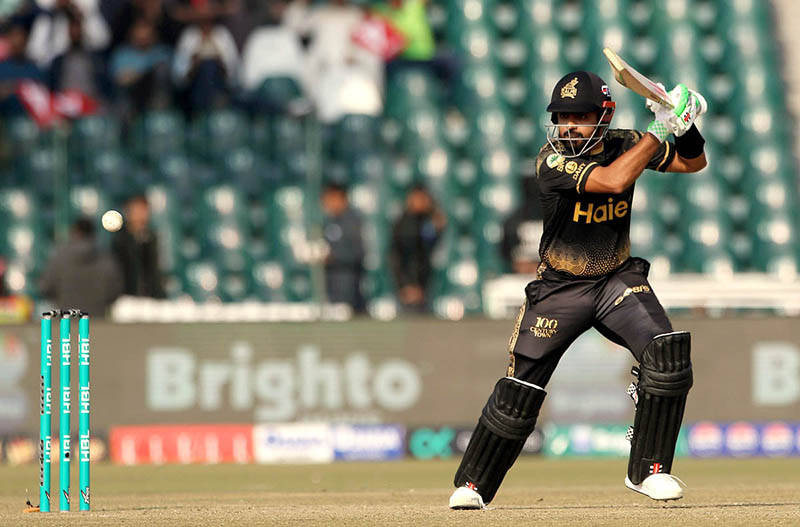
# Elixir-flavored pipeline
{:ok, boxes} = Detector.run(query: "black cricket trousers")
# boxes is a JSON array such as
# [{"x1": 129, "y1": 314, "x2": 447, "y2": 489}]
[{"x1": 506, "y1": 257, "x2": 673, "y2": 388}]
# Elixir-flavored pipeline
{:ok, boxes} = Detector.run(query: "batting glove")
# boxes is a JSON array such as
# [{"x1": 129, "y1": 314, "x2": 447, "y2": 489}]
[
  {"x1": 668, "y1": 84, "x2": 696, "y2": 137},
  {"x1": 669, "y1": 84, "x2": 708, "y2": 136},
  {"x1": 646, "y1": 106, "x2": 673, "y2": 143}
]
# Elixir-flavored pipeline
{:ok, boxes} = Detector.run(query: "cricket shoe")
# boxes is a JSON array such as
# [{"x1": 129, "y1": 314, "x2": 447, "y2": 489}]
[
  {"x1": 448, "y1": 486, "x2": 485, "y2": 510},
  {"x1": 625, "y1": 473, "x2": 685, "y2": 501}
]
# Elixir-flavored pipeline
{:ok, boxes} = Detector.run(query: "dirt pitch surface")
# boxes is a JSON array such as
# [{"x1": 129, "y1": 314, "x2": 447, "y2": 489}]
[{"x1": 2, "y1": 458, "x2": 799, "y2": 526}]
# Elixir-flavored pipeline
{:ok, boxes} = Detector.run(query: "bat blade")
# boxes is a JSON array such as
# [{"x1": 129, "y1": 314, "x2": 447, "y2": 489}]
[{"x1": 603, "y1": 48, "x2": 674, "y2": 108}]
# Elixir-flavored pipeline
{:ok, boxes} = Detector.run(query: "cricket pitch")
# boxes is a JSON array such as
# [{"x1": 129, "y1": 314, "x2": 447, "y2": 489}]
[{"x1": 1, "y1": 458, "x2": 799, "y2": 526}]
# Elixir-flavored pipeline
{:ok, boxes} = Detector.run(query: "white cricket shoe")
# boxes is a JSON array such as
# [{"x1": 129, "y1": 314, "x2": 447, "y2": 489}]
[
  {"x1": 449, "y1": 486, "x2": 485, "y2": 510},
  {"x1": 625, "y1": 473, "x2": 685, "y2": 501}
]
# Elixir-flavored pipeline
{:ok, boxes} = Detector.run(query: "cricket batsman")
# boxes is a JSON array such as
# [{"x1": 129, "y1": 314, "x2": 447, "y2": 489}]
[{"x1": 449, "y1": 70, "x2": 707, "y2": 509}]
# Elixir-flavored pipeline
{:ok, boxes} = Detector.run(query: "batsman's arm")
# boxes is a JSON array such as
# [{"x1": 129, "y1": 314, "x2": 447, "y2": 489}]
[
  {"x1": 583, "y1": 133, "x2": 661, "y2": 194},
  {"x1": 665, "y1": 124, "x2": 707, "y2": 173}
]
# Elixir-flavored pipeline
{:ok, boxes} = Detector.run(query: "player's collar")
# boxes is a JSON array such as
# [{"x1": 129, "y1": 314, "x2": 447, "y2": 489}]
[{"x1": 589, "y1": 141, "x2": 605, "y2": 156}]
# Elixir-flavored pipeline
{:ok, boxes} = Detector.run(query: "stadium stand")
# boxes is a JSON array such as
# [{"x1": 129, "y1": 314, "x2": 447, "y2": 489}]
[{"x1": 0, "y1": 0, "x2": 797, "y2": 318}]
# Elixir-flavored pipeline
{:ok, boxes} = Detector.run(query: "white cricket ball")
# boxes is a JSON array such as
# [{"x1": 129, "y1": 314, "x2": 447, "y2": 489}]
[{"x1": 102, "y1": 210, "x2": 124, "y2": 232}]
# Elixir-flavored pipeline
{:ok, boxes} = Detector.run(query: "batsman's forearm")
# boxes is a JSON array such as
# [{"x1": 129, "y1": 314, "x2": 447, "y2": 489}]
[
  {"x1": 674, "y1": 124, "x2": 705, "y2": 159},
  {"x1": 585, "y1": 134, "x2": 660, "y2": 193}
]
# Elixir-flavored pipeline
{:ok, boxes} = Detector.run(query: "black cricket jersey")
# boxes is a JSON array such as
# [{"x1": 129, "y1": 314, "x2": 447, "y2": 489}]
[{"x1": 533, "y1": 129, "x2": 676, "y2": 278}]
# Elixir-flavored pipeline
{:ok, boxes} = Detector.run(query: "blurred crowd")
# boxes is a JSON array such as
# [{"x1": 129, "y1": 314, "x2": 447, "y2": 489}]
[
  {"x1": 0, "y1": 0, "x2": 441, "y2": 122},
  {"x1": 0, "y1": 0, "x2": 546, "y2": 320}
]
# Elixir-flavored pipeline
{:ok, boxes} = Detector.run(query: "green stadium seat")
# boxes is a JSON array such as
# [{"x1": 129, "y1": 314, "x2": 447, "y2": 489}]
[
  {"x1": 220, "y1": 271, "x2": 250, "y2": 301},
  {"x1": 85, "y1": 148, "x2": 136, "y2": 200},
  {"x1": 328, "y1": 114, "x2": 380, "y2": 161},
  {"x1": 450, "y1": 25, "x2": 499, "y2": 67},
  {"x1": 630, "y1": 214, "x2": 666, "y2": 260},
  {"x1": 268, "y1": 185, "x2": 311, "y2": 268},
  {"x1": 473, "y1": 145, "x2": 518, "y2": 183},
  {"x1": 251, "y1": 261, "x2": 288, "y2": 301},
  {"x1": 284, "y1": 266, "x2": 313, "y2": 302},
  {"x1": 749, "y1": 211, "x2": 797, "y2": 272},
  {"x1": 457, "y1": 63, "x2": 505, "y2": 110},
  {"x1": 183, "y1": 261, "x2": 222, "y2": 302},
  {"x1": 223, "y1": 147, "x2": 270, "y2": 198},
  {"x1": 490, "y1": 1, "x2": 517, "y2": 35},
  {"x1": 69, "y1": 185, "x2": 108, "y2": 222},
  {"x1": 3, "y1": 116, "x2": 40, "y2": 156},
  {"x1": 17, "y1": 145, "x2": 59, "y2": 199},
  {"x1": 198, "y1": 185, "x2": 250, "y2": 272},
  {"x1": 2, "y1": 258, "x2": 40, "y2": 297},
  {"x1": 250, "y1": 116, "x2": 272, "y2": 159},
  {"x1": 69, "y1": 115, "x2": 119, "y2": 168},
  {"x1": 252, "y1": 76, "x2": 304, "y2": 113},
  {"x1": 0, "y1": 187, "x2": 37, "y2": 224},
  {"x1": 271, "y1": 114, "x2": 305, "y2": 156},
  {"x1": 680, "y1": 212, "x2": 733, "y2": 273},
  {"x1": 155, "y1": 154, "x2": 217, "y2": 201},
  {"x1": 413, "y1": 145, "x2": 453, "y2": 191},
  {"x1": 146, "y1": 185, "x2": 183, "y2": 275},
  {"x1": 350, "y1": 153, "x2": 387, "y2": 183},
  {"x1": 131, "y1": 110, "x2": 185, "y2": 165},
  {"x1": 188, "y1": 109, "x2": 249, "y2": 163}
]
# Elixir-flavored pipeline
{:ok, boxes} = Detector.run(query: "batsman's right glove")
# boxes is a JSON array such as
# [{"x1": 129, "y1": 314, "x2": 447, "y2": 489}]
[
  {"x1": 646, "y1": 84, "x2": 708, "y2": 141},
  {"x1": 664, "y1": 83, "x2": 707, "y2": 136}
]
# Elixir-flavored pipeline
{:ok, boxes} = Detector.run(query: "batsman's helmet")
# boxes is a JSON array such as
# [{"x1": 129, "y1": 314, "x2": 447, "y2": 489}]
[
  {"x1": 545, "y1": 71, "x2": 616, "y2": 157},
  {"x1": 546, "y1": 71, "x2": 615, "y2": 124}
]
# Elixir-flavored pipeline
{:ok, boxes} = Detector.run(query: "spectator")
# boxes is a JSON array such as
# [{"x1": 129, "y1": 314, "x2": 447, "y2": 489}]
[
  {"x1": 109, "y1": 17, "x2": 171, "y2": 120},
  {"x1": 286, "y1": 0, "x2": 383, "y2": 108},
  {"x1": 374, "y1": 0, "x2": 435, "y2": 61},
  {"x1": 111, "y1": 194, "x2": 166, "y2": 298},
  {"x1": 0, "y1": 18, "x2": 44, "y2": 116},
  {"x1": 315, "y1": 55, "x2": 382, "y2": 123},
  {"x1": 501, "y1": 175, "x2": 543, "y2": 275},
  {"x1": 39, "y1": 217, "x2": 123, "y2": 318},
  {"x1": 389, "y1": 183, "x2": 445, "y2": 312},
  {"x1": 225, "y1": 0, "x2": 267, "y2": 50},
  {"x1": 375, "y1": 0, "x2": 458, "y2": 87},
  {"x1": 239, "y1": 0, "x2": 306, "y2": 113},
  {"x1": 28, "y1": 0, "x2": 110, "y2": 68},
  {"x1": 47, "y1": 6, "x2": 109, "y2": 103},
  {"x1": 172, "y1": 3, "x2": 238, "y2": 116},
  {"x1": 104, "y1": 0, "x2": 182, "y2": 49},
  {"x1": 285, "y1": 0, "x2": 363, "y2": 73},
  {"x1": 167, "y1": 0, "x2": 240, "y2": 27},
  {"x1": 321, "y1": 183, "x2": 364, "y2": 311}
]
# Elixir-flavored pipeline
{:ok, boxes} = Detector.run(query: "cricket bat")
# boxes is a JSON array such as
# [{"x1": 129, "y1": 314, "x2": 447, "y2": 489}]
[{"x1": 603, "y1": 48, "x2": 675, "y2": 108}]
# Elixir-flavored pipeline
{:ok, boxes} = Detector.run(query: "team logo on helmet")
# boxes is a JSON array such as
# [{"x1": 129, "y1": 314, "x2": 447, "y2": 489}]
[
  {"x1": 560, "y1": 77, "x2": 579, "y2": 99},
  {"x1": 601, "y1": 84, "x2": 610, "y2": 96}
]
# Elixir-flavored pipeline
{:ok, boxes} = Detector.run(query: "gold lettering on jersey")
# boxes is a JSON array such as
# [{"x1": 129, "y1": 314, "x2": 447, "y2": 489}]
[
  {"x1": 571, "y1": 162, "x2": 587, "y2": 181},
  {"x1": 561, "y1": 77, "x2": 578, "y2": 99},
  {"x1": 530, "y1": 316, "x2": 558, "y2": 338},
  {"x1": 572, "y1": 198, "x2": 629, "y2": 224},
  {"x1": 613, "y1": 285, "x2": 652, "y2": 306}
]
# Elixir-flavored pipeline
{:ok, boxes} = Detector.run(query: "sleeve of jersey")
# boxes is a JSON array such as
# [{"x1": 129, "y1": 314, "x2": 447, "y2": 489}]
[
  {"x1": 647, "y1": 140, "x2": 677, "y2": 172},
  {"x1": 624, "y1": 130, "x2": 676, "y2": 172},
  {"x1": 536, "y1": 157, "x2": 599, "y2": 195}
]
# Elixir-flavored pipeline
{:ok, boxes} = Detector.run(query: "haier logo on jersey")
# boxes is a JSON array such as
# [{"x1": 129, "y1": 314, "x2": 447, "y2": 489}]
[{"x1": 572, "y1": 198, "x2": 629, "y2": 224}]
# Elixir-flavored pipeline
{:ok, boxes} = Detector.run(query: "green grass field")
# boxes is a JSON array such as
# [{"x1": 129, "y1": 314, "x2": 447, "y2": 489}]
[{"x1": 1, "y1": 458, "x2": 799, "y2": 526}]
